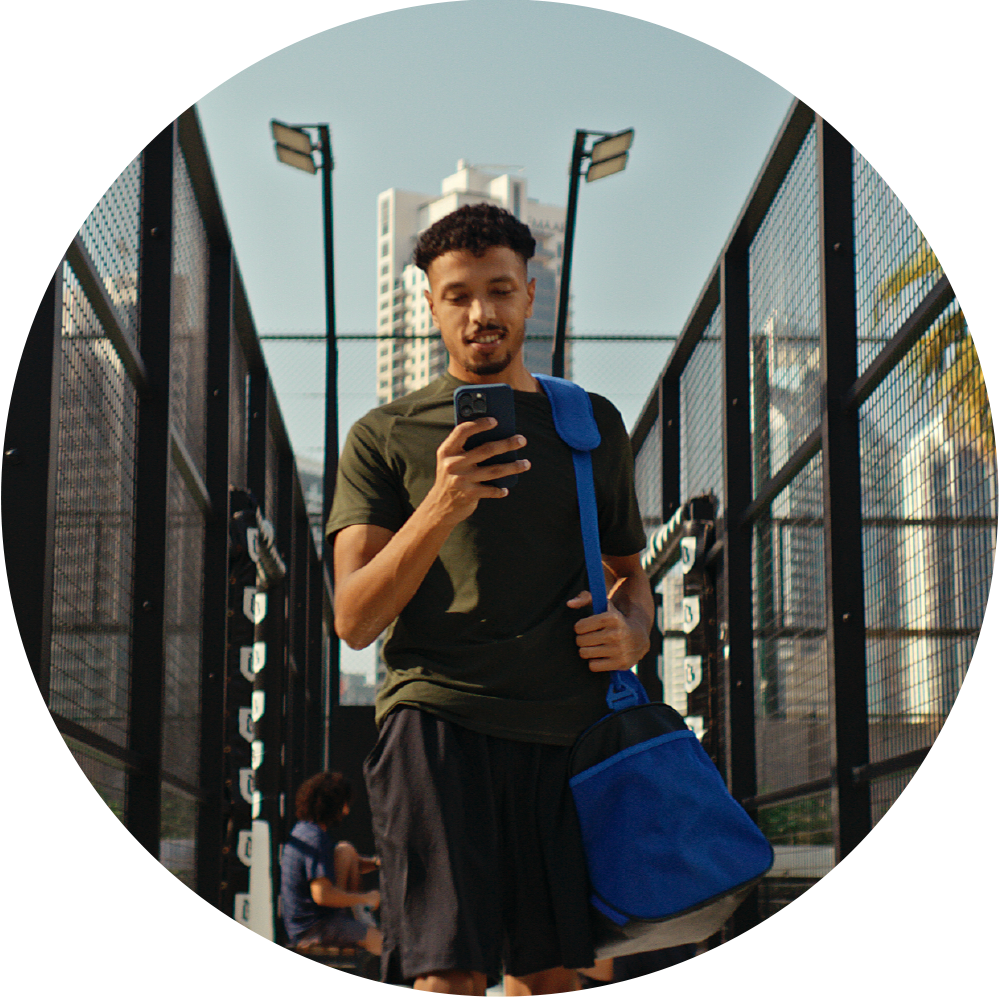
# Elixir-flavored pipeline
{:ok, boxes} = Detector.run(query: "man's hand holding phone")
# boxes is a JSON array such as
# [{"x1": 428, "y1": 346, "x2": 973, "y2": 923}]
[{"x1": 426, "y1": 418, "x2": 529, "y2": 527}]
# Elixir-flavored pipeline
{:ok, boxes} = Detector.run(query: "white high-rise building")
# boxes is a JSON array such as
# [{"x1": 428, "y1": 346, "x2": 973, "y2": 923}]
[{"x1": 376, "y1": 161, "x2": 567, "y2": 403}]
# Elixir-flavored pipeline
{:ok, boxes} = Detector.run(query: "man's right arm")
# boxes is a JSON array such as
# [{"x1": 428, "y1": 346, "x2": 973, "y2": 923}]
[{"x1": 333, "y1": 417, "x2": 528, "y2": 650}]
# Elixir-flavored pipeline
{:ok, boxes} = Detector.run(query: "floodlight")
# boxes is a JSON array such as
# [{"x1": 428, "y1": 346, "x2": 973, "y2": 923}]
[
  {"x1": 586, "y1": 153, "x2": 629, "y2": 183},
  {"x1": 275, "y1": 144, "x2": 317, "y2": 175},
  {"x1": 589, "y1": 129, "x2": 634, "y2": 165},
  {"x1": 271, "y1": 120, "x2": 313, "y2": 155}
]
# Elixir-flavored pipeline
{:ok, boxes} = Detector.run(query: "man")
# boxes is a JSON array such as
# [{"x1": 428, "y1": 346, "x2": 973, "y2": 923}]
[
  {"x1": 279, "y1": 771, "x2": 383, "y2": 959},
  {"x1": 327, "y1": 203, "x2": 652, "y2": 994}
]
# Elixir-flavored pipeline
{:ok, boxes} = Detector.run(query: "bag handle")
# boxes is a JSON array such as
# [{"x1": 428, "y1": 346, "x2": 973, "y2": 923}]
[{"x1": 534, "y1": 375, "x2": 649, "y2": 711}]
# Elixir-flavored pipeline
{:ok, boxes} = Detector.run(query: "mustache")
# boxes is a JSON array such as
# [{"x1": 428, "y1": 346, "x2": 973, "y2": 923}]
[{"x1": 466, "y1": 324, "x2": 507, "y2": 337}]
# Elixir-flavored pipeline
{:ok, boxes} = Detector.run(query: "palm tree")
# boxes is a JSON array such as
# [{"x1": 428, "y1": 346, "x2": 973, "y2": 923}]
[{"x1": 873, "y1": 237, "x2": 994, "y2": 460}]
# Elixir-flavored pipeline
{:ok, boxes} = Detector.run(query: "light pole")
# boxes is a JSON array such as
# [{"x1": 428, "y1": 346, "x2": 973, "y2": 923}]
[
  {"x1": 552, "y1": 128, "x2": 634, "y2": 378},
  {"x1": 270, "y1": 119, "x2": 338, "y2": 563},
  {"x1": 270, "y1": 118, "x2": 339, "y2": 696}
]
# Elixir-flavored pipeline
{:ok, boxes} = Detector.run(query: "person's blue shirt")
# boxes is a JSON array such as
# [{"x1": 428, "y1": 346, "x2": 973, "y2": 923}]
[{"x1": 280, "y1": 820, "x2": 346, "y2": 942}]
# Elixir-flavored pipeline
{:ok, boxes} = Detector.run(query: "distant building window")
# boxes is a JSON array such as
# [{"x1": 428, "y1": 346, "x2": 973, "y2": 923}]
[
  {"x1": 381, "y1": 264, "x2": 389, "y2": 276},
  {"x1": 513, "y1": 183, "x2": 521, "y2": 218},
  {"x1": 380, "y1": 282, "x2": 388, "y2": 294},
  {"x1": 381, "y1": 242, "x2": 389, "y2": 258},
  {"x1": 380, "y1": 199, "x2": 389, "y2": 236}
]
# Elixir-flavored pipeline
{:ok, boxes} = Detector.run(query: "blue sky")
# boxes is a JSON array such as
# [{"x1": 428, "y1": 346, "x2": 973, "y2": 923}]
[{"x1": 196, "y1": 1, "x2": 792, "y2": 338}]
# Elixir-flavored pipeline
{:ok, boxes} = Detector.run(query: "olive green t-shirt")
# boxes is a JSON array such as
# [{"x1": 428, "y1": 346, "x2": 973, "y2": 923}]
[{"x1": 326, "y1": 373, "x2": 646, "y2": 745}]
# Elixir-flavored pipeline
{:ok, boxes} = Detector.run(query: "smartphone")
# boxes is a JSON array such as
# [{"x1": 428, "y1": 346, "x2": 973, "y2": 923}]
[{"x1": 453, "y1": 383, "x2": 519, "y2": 489}]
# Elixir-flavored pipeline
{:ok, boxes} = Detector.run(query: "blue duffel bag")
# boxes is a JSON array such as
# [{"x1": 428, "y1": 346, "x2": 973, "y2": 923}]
[
  {"x1": 570, "y1": 692, "x2": 775, "y2": 957},
  {"x1": 536, "y1": 374, "x2": 774, "y2": 959}
]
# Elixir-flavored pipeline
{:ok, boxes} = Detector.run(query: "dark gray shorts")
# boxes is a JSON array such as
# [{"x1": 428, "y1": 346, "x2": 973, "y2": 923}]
[{"x1": 363, "y1": 707, "x2": 596, "y2": 984}]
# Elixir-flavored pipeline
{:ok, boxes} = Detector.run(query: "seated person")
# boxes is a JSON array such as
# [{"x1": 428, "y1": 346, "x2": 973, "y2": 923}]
[{"x1": 280, "y1": 771, "x2": 383, "y2": 956}]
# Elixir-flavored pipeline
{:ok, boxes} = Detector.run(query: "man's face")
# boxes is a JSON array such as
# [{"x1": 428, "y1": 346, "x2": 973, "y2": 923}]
[{"x1": 424, "y1": 246, "x2": 535, "y2": 382}]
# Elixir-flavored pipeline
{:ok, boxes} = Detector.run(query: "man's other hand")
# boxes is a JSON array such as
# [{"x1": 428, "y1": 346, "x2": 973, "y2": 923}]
[{"x1": 567, "y1": 590, "x2": 649, "y2": 673}]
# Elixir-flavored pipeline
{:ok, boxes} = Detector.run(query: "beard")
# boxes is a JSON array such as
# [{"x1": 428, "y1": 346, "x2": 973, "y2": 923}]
[{"x1": 463, "y1": 348, "x2": 516, "y2": 377}]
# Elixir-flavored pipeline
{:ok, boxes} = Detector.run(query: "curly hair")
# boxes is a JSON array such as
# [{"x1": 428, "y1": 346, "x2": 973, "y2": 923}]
[
  {"x1": 413, "y1": 202, "x2": 535, "y2": 273},
  {"x1": 294, "y1": 771, "x2": 353, "y2": 826}
]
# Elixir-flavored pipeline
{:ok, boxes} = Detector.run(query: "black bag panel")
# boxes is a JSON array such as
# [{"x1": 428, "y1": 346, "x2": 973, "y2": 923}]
[{"x1": 569, "y1": 702, "x2": 689, "y2": 778}]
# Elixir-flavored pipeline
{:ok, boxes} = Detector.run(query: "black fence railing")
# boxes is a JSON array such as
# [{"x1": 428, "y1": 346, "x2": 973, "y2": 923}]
[
  {"x1": 3, "y1": 107, "x2": 333, "y2": 938},
  {"x1": 5, "y1": 95, "x2": 994, "y2": 961},
  {"x1": 631, "y1": 99, "x2": 995, "y2": 932}
]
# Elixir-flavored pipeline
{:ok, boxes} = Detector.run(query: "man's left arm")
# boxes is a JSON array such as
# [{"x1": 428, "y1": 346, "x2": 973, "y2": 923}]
[{"x1": 567, "y1": 553, "x2": 654, "y2": 672}]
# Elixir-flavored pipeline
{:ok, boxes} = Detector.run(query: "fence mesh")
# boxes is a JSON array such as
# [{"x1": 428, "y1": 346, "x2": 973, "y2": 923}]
[
  {"x1": 48, "y1": 261, "x2": 138, "y2": 748},
  {"x1": 170, "y1": 140, "x2": 210, "y2": 476},
  {"x1": 69, "y1": 744, "x2": 128, "y2": 822},
  {"x1": 230, "y1": 337, "x2": 249, "y2": 488},
  {"x1": 160, "y1": 784, "x2": 198, "y2": 890},
  {"x1": 753, "y1": 452, "x2": 829, "y2": 798},
  {"x1": 633, "y1": 412, "x2": 662, "y2": 538},
  {"x1": 757, "y1": 792, "x2": 834, "y2": 880},
  {"x1": 161, "y1": 458, "x2": 205, "y2": 786},
  {"x1": 854, "y1": 151, "x2": 944, "y2": 374},
  {"x1": 749, "y1": 125, "x2": 821, "y2": 491},
  {"x1": 860, "y1": 299, "x2": 996, "y2": 769},
  {"x1": 679, "y1": 313, "x2": 723, "y2": 506},
  {"x1": 78, "y1": 156, "x2": 143, "y2": 346},
  {"x1": 870, "y1": 767, "x2": 920, "y2": 827}
]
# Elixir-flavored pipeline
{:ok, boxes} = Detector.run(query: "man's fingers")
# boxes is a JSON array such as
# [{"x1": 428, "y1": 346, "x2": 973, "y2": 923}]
[
  {"x1": 444, "y1": 416, "x2": 498, "y2": 451},
  {"x1": 464, "y1": 433, "x2": 526, "y2": 463},
  {"x1": 573, "y1": 611, "x2": 621, "y2": 634},
  {"x1": 566, "y1": 590, "x2": 592, "y2": 609},
  {"x1": 586, "y1": 659, "x2": 622, "y2": 673},
  {"x1": 577, "y1": 642, "x2": 617, "y2": 659},
  {"x1": 467, "y1": 458, "x2": 530, "y2": 483}
]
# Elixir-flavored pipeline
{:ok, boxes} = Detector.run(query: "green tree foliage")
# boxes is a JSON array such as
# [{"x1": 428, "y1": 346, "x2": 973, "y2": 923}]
[{"x1": 875, "y1": 238, "x2": 994, "y2": 459}]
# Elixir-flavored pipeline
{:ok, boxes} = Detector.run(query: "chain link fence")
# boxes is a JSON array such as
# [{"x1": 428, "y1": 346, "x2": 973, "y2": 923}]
[{"x1": 631, "y1": 100, "x2": 995, "y2": 926}]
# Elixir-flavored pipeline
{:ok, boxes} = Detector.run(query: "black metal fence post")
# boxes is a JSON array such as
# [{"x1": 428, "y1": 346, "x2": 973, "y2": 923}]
[
  {"x1": 276, "y1": 445, "x2": 296, "y2": 846},
  {"x1": 720, "y1": 240, "x2": 761, "y2": 938},
  {"x1": 817, "y1": 117, "x2": 871, "y2": 859},
  {"x1": 306, "y1": 551, "x2": 326, "y2": 771},
  {"x1": 247, "y1": 369, "x2": 268, "y2": 508},
  {"x1": 720, "y1": 244, "x2": 754, "y2": 803},
  {"x1": 126, "y1": 125, "x2": 175, "y2": 855},
  {"x1": 3, "y1": 276, "x2": 60, "y2": 698},
  {"x1": 659, "y1": 373, "x2": 681, "y2": 524},
  {"x1": 289, "y1": 507, "x2": 312, "y2": 794},
  {"x1": 197, "y1": 239, "x2": 234, "y2": 905}
]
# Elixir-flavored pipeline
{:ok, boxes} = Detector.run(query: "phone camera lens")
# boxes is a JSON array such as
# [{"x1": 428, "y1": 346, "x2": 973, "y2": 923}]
[{"x1": 459, "y1": 403, "x2": 473, "y2": 418}]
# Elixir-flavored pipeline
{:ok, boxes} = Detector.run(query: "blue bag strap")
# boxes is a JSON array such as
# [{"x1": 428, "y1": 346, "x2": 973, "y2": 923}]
[{"x1": 534, "y1": 375, "x2": 648, "y2": 712}]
